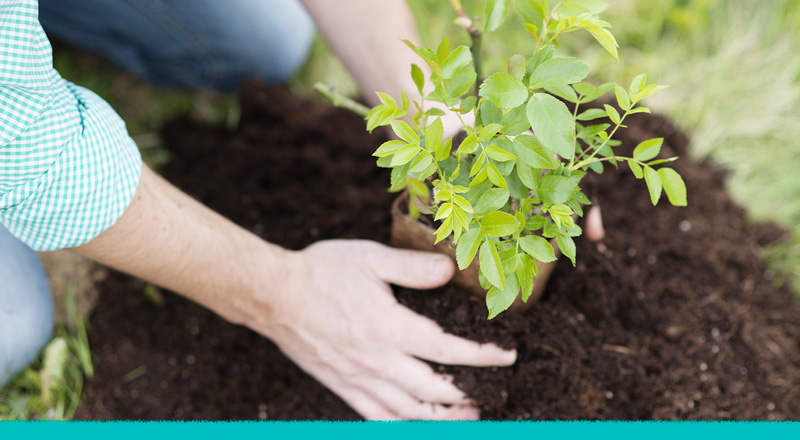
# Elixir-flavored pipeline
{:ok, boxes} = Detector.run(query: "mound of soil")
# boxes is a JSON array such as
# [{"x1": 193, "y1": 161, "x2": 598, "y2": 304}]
[{"x1": 74, "y1": 82, "x2": 800, "y2": 420}]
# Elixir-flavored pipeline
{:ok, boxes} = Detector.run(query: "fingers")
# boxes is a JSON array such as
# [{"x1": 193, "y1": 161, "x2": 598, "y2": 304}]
[
  {"x1": 379, "y1": 353, "x2": 470, "y2": 405},
  {"x1": 395, "y1": 306, "x2": 517, "y2": 367},
  {"x1": 356, "y1": 377, "x2": 480, "y2": 421},
  {"x1": 326, "y1": 383, "x2": 399, "y2": 421},
  {"x1": 361, "y1": 242, "x2": 455, "y2": 289},
  {"x1": 585, "y1": 205, "x2": 605, "y2": 242}
]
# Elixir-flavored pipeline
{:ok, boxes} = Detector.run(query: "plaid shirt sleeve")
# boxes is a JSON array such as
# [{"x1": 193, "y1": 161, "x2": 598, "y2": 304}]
[{"x1": 0, "y1": 0, "x2": 142, "y2": 251}]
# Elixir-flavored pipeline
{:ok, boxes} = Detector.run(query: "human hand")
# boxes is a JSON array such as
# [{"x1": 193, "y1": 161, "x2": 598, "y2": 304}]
[{"x1": 258, "y1": 239, "x2": 516, "y2": 420}]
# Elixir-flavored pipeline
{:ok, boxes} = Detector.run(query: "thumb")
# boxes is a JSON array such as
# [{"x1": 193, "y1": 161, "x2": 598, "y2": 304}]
[
  {"x1": 364, "y1": 243, "x2": 455, "y2": 290},
  {"x1": 585, "y1": 205, "x2": 605, "y2": 242}
]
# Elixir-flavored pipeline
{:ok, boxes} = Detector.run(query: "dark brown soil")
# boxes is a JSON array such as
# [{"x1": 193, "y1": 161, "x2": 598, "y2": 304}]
[{"x1": 75, "y1": 82, "x2": 800, "y2": 421}]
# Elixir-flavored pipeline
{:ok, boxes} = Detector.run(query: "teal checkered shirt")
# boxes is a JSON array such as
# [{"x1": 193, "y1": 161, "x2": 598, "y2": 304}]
[{"x1": 1, "y1": 0, "x2": 142, "y2": 251}]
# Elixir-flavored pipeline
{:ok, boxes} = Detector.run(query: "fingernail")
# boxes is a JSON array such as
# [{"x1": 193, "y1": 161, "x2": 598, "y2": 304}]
[
  {"x1": 430, "y1": 255, "x2": 453, "y2": 280},
  {"x1": 497, "y1": 349, "x2": 517, "y2": 365}
]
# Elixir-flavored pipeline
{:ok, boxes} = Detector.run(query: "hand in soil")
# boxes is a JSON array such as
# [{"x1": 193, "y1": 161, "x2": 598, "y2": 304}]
[{"x1": 262, "y1": 239, "x2": 517, "y2": 420}]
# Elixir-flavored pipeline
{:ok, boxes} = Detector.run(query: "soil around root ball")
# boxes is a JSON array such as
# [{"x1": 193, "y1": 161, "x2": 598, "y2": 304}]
[{"x1": 75, "y1": 81, "x2": 800, "y2": 421}]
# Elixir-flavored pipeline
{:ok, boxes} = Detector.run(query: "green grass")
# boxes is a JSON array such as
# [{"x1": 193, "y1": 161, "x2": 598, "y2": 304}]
[{"x1": 0, "y1": 287, "x2": 94, "y2": 420}]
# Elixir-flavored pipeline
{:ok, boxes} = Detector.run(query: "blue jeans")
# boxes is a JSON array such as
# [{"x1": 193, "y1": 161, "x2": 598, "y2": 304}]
[
  {"x1": 39, "y1": 0, "x2": 316, "y2": 91},
  {"x1": 0, "y1": 224, "x2": 54, "y2": 388}
]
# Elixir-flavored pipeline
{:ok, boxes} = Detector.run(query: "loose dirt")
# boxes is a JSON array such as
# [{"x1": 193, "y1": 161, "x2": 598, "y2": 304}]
[{"x1": 75, "y1": 82, "x2": 800, "y2": 420}]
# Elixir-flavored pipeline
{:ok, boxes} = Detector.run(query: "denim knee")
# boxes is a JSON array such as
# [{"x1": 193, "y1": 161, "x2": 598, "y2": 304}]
[
  {"x1": 39, "y1": 0, "x2": 316, "y2": 92},
  {"x1": 0, "y1": 225, "x2": 54, "y2": 388}
]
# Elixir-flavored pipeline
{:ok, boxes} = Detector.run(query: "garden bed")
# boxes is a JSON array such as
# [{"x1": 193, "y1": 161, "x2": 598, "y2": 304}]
[{"x1": 74, "y1": 82, "x2": 800, "y2": 420}]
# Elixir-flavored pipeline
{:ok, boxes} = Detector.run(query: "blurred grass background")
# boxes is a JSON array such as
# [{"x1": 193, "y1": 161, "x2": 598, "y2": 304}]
[{"x1": 4, "y1": 0, "x2": 799, "y2": 419}]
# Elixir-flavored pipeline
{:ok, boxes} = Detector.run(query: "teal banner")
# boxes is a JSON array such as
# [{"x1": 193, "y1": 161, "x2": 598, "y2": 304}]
[{"x1": 1, "y1": 421, "x2": 799, "y2": 439}]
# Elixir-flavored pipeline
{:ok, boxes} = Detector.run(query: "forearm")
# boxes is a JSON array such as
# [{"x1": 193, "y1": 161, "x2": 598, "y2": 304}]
[
  {"x1": 300, "y1": 0, "x2": 422, "y2": 106},
  {"x1": 71, "y1": 164, "x2": 298, "y2": 326}
]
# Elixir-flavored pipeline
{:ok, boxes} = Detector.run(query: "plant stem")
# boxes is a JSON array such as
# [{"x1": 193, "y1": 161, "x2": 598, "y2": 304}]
[
  {"x1": 313, "y1": 82, "x2": 371, "y2": 118},
  {"x1": 471, "y1": 32, "x2": 483, "y2": 103},
  {"x1": 569, "y1": 110, "x2": 630, "y2": 171}
]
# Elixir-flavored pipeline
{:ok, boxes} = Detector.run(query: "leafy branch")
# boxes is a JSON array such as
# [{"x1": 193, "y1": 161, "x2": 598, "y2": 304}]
[{"x1": 330, "y1": 0, "x2": 687, "y2": 319}]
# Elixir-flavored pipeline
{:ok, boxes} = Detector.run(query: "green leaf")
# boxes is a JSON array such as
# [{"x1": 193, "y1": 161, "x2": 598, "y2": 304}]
[
  {"x1": 615, "y1": 85, "x2": 631, "y2": 111},
  {"x1": 401, "y1": 90, "x2": 410, "y2": 111},
  {"x1": 411, "y1": 64, "x2": 425, "y2": 94},
  {"x1": 526, "y1": 45, "x2": 554, "y2": 77},
  {"x1": 426, "y1": 118, "x2": 444, "y2": 152},
  {"x1": 390, "y1": 144, "x2": 420, "y2": 167},
  {"x1": 506, "y1": 168, "x2": 529, "y2": 201},
  {"x1": 578, "y1": 19, "x2": 618, "y2": 60},
  {"x1": 603, "y1": 104, "x2": 620, "y2": 125},
  {"x1": 373, "y1": 140, "x2": 406, "y2": 157},
  {"x1": 646, "y1": 157, "x2": 678, "y2": 166},
  {"x1": 486, "y1": 273, "x2": 519, "y2": 319},
  {"x1": 479, "y1": 72, "x2": 529, "y2": 109},
  {"x1": 507, "y1": 54, "x2": 526, "y2": 80},
  {"x1": 434, "y1": 216, "x2": 454, "y2": 244},
  {"x1": 519, "y1": 235, "x2": 557, "y2": 262},
  {"x1": 434, "y1": 203, "x2": 453, "y2": 221},
  {"x1": 633, "y1": 138, "x2": 663, "y2": 162},
  {"x1": 446, "y1": 68, "x2": 478, "y2": 97},
  {"x1": 517, "y1": 254, "x2": 535, "y2": 302},
  {"x1": 486, "y1": 0, "x2": 509, "y2": 32},
  {"x1": 456, "y1": 228, "x2": 483, "y2": 270},
  {"x1": 545, "y1": 84, "x2": 578, "y2": 103},
  {"x1": 536, "y1": 174, "x2": 578, "y2": 204},
  {"x1": 526, "y1": 215, "x2": 548, "y2": 231},
  {"x1": 409, "y1": 151, "x2": 433, "y2": 173},
  {"x1": 458, "y1": 135, "x2": 480, "y2": 155},
  {"x1": 632, "y1": 84, "x2": 669, "y2": 103},
  {"x1": 527, "y1": 57, "x2": 588, "y2": 89},
  {"x1": 577, "y1": 81, "x2": 615, "y2": 104},
  {"x1": 628, "y1": 159, "x2": 643, "y2": 179},
  {"x1": 501, "y1": 105, "x2": 531, "y2": 136},
  {"x1": 474, "y1": 188, "x2": 510, "y2": 216},
  {"x1": 390, "y1": 120, "x2": 419, "y2": 145},
  {"x1": 548, "y1": 203, "x2": 575, "y2": 229},
  {"x1": 556, "y1": 233, "x2": 576, "y2": 266},
  {"x1": 500, "y1": 248, "x2": 519, "y2": 273},
  {"x1": 441, "y1": 46, "x2": 472, "y2": 80},
  {"x1": 453, "y1": 194, "x2": 473, "y2": 213},
  {"x1": 658, "y1": 167, "x2": 687, "y2": 206},
  {"x1": 479, "y1": 123, "x2": 504, "y2": 141},
  {"x1": 480, "y1": 99, "x2": 504, "y2": 126},
  {"x1": 376, "y1": 92, "x2": 397, "y2": 108},
  {"x1": 390, "y1": 163, "x2": 411, "y2": 188},
  {"x1": 480, "y1": 240, "x2": 506, "y2": 290},
  {"x1": 527, "y1": 93, "x2": 575, "y2": 159},
  {"x1": 644, "y1": 165, "x2": 662, "y2": 205},
  {"x1": 436, "y1": 38, "x2": 451, "y2": 63},
  {"x1": 512, "y1": 0, "x2": 546, "y2": 26},
  {"x1": 470, "y1": 152, "x2": 487, "y2": 177},
  {"x1": 513, "y1": 135, "x2": 559, "y2": 169},
  {"x1": 481, "y1": 211, "x2": 520, "y2": 237},
  {"x1": 629, "y1": 73, "x2": 646, "y2": 97},
  {"x1": 516, "y1": 161, "x2": 537, "y2": 189},
  {"x1": 486, "y1": 144, "x2": 517, "y2": 162},
  {"x1": 435, "y1": 137, "x2": 452, "y2": 161},
  {"x1": 459, "y1": 96, "x2": 477, "y2": 113},
  {"x1": 486, "y1": 163, "x2": 508, "y2": 188},
  {"x1": 576, "y1": 108, "x2": 607, "y2": 121}
]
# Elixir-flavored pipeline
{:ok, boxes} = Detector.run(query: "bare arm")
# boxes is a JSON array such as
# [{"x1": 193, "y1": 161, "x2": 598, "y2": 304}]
[
  {"x1": 72, "y1": 164, "x2": 515, "y2": 420},
  {"x1": 300, "y1": 0, "x2": 422, "y2": 107},
  {"x1": 300, "y1": 0, "x2": 473, "y2": 137}
]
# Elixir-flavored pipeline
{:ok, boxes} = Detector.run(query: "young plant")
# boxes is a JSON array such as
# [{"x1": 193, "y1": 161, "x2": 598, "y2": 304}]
[{"x1": 365, "y1": 0, "x2": 687, "y2": 319}]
